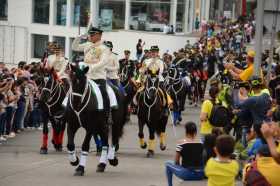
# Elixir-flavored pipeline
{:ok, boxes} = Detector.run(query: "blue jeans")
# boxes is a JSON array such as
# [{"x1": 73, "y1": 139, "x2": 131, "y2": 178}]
[
  {"x1": 31, "y1": 108, "x2": 41, "y2": 128},
  {"x1": 0, "y1": 112, "x2": 6, "y2": 135},
  {"x1": 13, "y1": 100, "x2": 26, "y2": 131},
  {"x1": 5, "y1": 106, "x2": 15, "y2": 134},
  {"x1": 165, "y1": 161, "x2": 204, "y2": 186},
  {"x1": 136, "y1": 53, "x2": 142, "y2": 61}
]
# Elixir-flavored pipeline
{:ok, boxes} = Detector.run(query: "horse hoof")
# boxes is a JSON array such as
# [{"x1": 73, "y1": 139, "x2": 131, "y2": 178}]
[
  {"x1": 141, "y1": 142, "x2": 147, "y2": 149},
  {"x1": 51, "y1": 140, "x2": 58, "y2": 149},
  {"x1": 160, "y1": 144, "x2": 166, "y2": 151},
  {"x1": 55, "y1": 144, "x2": 63, "y2": 152},
  {"x1": 109, "y1": 157, "x2": 119, "y2": 167},
  {"x1": 146, "y1": 150, "x2": 154, "y2": 158},
  {"x1": 115, "y1": 144, "x2": 119, "y2": 152},
  {"x1": 70, "y1": 157, "x2": 80, "y2": 166},
  {"x1": 96, "y1": 163, "x2": 106, "y2": 173},
  {"x1": 40, "y1": 147, "x2": 48, "y2": 154},
  {"x1": 74, "y1": 166, "x2": 84, "y2": 176}
]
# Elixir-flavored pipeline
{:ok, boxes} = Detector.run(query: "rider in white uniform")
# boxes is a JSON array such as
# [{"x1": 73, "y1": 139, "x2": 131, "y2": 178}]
[
  {"x1": 47, "y1": 44, "x2": 68, "y2": 80},
  {"x1": 104, "y1": 41, "x2": 120, "y2": 87},
  {"x1": 72, "y1": 26, "x2": 111, "y2": 113}
]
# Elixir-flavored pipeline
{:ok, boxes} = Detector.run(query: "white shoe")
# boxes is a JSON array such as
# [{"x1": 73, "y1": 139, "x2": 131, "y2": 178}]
[
  {"x1": 8, "y1": 132, "x2": 16, "y2": 138},
  {"x1": 0, "y1": 136, "x2": 7, "y2": 141},
  {"x1": 38, "y1": 126, "x2": 43, "y2": 130}
]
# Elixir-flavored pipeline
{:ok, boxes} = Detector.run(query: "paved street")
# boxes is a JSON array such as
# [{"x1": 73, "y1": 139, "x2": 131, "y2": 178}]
[{"x1": 0, "y1": 106, "x2": 241, "y2": 186}]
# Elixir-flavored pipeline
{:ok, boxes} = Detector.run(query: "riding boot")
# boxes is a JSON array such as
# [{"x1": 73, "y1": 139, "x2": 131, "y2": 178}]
[{"x1": 93, "y1": 79, "x2": 110, "y2": 120}]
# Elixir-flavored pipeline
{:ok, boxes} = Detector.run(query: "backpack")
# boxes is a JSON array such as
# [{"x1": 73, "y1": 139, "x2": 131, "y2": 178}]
[
  {"x1": 209, "y1": 101, "x2": 230, "y2": 127},
  {"x1": 244, "y1": 161, "x2": 271, "y2": 186}
]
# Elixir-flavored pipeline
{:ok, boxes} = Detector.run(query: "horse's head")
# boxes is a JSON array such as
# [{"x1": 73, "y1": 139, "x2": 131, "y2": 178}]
[
  {"x1": 40, "y1": 74, "x2": 56, "y2": 103},
  {"x1": 167, "y1": 66, "x2": 179, "y2": 83},
  {"x1": 145, "y1": 68, "x2": 160, "y2": 99},
  {"x1": 69, "y1": 63, "x2": 89, "y2": 96}
]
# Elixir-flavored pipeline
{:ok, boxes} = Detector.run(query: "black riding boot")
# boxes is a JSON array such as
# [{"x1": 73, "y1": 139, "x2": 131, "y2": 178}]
[{"x1": 93, "y1": 79, "x2": 110, "y2": 117}]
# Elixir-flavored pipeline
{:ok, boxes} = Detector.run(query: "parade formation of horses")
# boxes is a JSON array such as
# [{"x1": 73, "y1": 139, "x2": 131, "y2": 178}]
[
  {"x1": 134, "y1": 69, "x2": 169, "y2": 157},
  {"x1": 64, "y1": 63, "x2": 127, "y2": 176},
  {"x1": 39, "y1": 70, "x2": 69, "y2": 154},
  {"x1": 165, "y1": 66, "x2": 188, "y2": 125}
]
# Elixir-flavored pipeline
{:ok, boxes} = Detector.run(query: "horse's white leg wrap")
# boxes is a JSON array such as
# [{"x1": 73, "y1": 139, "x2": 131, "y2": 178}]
[
  {"x1": 108, "y1": 146, "x2": 115, "y2": 160},
  {"x1": 99, "y1": 146, "x2": 108, "y2": 164},
  {"x1": 68, "y1": 150, "x2": 77, "y2": 162},
  {"x1": 80, "y1": 151, "x2": 88, "y2": 167}
]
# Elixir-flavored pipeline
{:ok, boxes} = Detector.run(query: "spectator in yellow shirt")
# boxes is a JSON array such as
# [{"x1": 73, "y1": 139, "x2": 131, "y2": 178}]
[
  {"x1": 243, "y1": 145, "x2": 280, "y2": 186},
  {"x1": 200, "y1": 86, "x2": 219, "y2": 140},
  {"x1": 261, "y1": 122, "x2": 280, "y2": 164},
  {"x1": 205, "y1": 135, "x2": 239, "y2": 186},
  {"x1": 224, "y1": 50, "x2": 259, "y2": 81}
]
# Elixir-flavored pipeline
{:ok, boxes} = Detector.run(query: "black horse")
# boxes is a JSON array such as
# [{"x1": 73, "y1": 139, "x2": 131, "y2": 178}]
[
  {"x1": 165, "y1": 66, "x2": 188, "y2": 125},
  {"x1": 134, "y1": 69, "x2": 169, "y2": 157},
  {"x1": 65, "y1": 63, "x2": 126, "y2": 176},
  {"x1": 119, "y1": 64, "x2": 138, "y2": 117},
  {"x1": 39, "y1": 73, "x2": 69, "y2": 154}
]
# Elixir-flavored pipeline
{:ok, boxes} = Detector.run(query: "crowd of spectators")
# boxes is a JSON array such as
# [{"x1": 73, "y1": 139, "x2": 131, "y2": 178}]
[
  {"x1": 164, "y1": 18, "x2": 280, "y2": 186},
  {"x1": 0, "y1": 61, "x2": 42, "y2": 143}
]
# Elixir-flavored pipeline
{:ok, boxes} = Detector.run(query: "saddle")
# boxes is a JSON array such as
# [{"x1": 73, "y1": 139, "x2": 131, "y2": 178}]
[
  {"x1": 63, "y1": 80, "x2": 118, "y2": 110},
  {"x1": 88, "y1": 80, "x2": 118, "y2": 110}
]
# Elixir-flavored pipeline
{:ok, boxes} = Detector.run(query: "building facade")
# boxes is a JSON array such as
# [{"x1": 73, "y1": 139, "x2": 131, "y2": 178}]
[{"x1": 0, "y1": 0, "x2": 203, "y2": 64}]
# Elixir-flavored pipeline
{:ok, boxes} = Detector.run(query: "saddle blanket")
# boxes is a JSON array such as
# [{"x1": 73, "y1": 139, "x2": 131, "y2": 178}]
[{"x1": 62, "y1": 80, "x2": 118, "y2": 110}]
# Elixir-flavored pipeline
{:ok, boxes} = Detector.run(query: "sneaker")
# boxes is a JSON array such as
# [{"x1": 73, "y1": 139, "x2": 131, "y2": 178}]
[
  {"x1": 38, "y1": 126, "x2": 43, "y2": 130},
  {"x1": 8, "y1": 132, "x2": 16, "y2": 138},
  {"x1": 0, "y1": 136, "x2": 7, "y2": 141}
]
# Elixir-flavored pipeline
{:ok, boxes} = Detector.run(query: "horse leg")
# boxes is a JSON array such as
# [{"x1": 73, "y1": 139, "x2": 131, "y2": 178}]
[
  {"x1": 159, "y1": 116, "x2": 168, "y2": 151},
  {"x1": 138, "y1": 120, "x2": 146, "y2": 149},
  {"x1": 147, "y1": 126, "x2": 155, "y2": 158},
  {"x1": 67, "y1": 124, "x2": 79, "y2": 167},
  {"x1": 74, "y1": 131, "x2": 92, "y2": 176},
  {"x1": 57, "y1": 120, "x2": 66, "y2": 152},
  {"x1": 40, "y1": 117, "x2": 49, "y2": 154},
  {"x1": 108, "y1": 110, "x2": 121, "y2": 166},
  {"x1": 96, "y1": 120, "x2": 109, "y2": 173},
  {"x1": 50, "y1": 118, "x2": 59, "y2": 151}
]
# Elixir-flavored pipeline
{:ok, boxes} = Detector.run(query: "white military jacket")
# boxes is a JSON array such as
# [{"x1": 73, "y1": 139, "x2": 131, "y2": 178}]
[
  {"x1": 47, "y1": 54, "x2": 68, "y2": 79},
  {"x1": 143, "y1": 57, "x2": 164, "y2": 82},
  {"x1": 106, "y1": 52, "x2": 119, "y2": 80},
  {"x1": 72, "y1": 36, "x2": 111, "y2": 80}
]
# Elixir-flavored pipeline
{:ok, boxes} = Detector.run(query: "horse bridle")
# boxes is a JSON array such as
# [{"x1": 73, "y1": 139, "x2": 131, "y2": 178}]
[
  {"x1": 41, "y1": 78, "x2": 63, "y2": 119},
  {"x1": 69, "y1": 80, "x2": 91, "y2": 126},
  {"x1": 143, "y1": 75, "x2": 159, "y2": 122}
]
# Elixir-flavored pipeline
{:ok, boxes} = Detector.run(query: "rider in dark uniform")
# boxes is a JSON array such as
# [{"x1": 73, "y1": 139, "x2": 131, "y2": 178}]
[{"x1": 119, "y1": 50, "x2": 136, "y2": 80}]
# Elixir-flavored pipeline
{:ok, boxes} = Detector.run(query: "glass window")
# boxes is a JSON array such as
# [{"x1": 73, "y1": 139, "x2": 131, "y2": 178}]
[
  {"x1": 53, "y1": 36, "x2": 66, "y2": 52},
  {"x1": 0, "y1": 0, "x2": 8, "y2": 20},
  {"x1": 33, "y1": 0, "x2": 50, "y2": 24},
  {"x1": 99, "y1": 0, "x2": 125, "y2": 30},
  {"x1": 130, "y1": 0, "x2": 171, "y2": 32},
  {"x1": 56, "y1": 0, "x2": 67, "y2": 25},
  {"x1": 73, "y1": 0, "x2": 90, "y2": 27},
  {"x1": 33, "y1": 34, "x2": 49, "y2": 58},
  {"x1": 176, "y1": 0, "x2": 185, "y2": 32}
]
